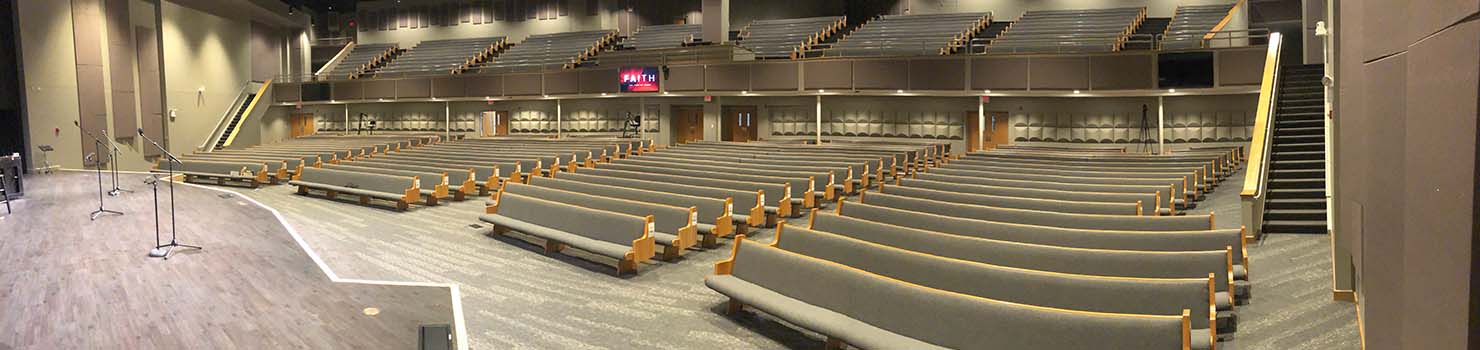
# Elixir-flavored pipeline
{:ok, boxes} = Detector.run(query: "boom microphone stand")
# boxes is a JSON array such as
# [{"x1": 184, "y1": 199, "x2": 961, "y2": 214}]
[
  {"x1": 139, "y1": 128, "x2": 202, "y2": 259},
  {"x1": 76, "y1": 121, "x2": 122, "y2": 220},
  {"x1": 101, "y1": 129, "x2": 133, "y2": 196}
]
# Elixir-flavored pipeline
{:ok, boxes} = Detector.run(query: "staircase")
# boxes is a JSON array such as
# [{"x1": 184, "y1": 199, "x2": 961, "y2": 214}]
[
  {"x1": 213, "y1": 93, "x2": 256, "y2": 151},
  {"x1": 1262, "y1": 64, "x2": 1327, "y2": 234},
  {"x1": 1123, "y1": 17, "x2": 1170, "y2": 50}
]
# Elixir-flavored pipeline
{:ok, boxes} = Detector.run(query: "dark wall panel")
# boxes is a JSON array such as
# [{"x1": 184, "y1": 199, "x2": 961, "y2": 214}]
[
  {"x1": 804, "y1": 61, "x2": 852, "y2": 90},
  {"x1": 853, "y1": 59, "x2": 907, "y2": 90},
  {"x1": 465, "y1": 75, "x2": 503, "y2": 97},
  {"x1": 505, "y1": 74, "x2": 543, "y2": 96},
  {"x1": 431, "y1": 77, "x2": 465, "y2": 98},
  {"x1": 971, "y1": 57, "x2": 1029, "y2": 90},
  {"x1": 750, "y1": 62, "x2": 798, "y2": 91},
  {"x1": 332, "y1": 81, "x2": 363, "y2": 100},
  {"x1": 395, "y1": 78, "x2": 431, "y2": 98},
  {"x1": 1217, "y1": 48, "x2": 1265, "y2": 86},
  {"x1": 544, "y1": 71, "x2": 579, "y2": 95},
  {"x1": 364, "y1": 80, "x2": 396, "y2": 99},
  {"x1": 909, "y1": 58, "x2": 965, "y2": 91},
  {"x1": 105, "y1": 0, "x2": 136, "y2": 138},
  {"x1": 1361, "y1": 53, "x2": 1407, "y2": 350},
  {"x1": 1090, "y1": 54, "x2": 1153, "y2": 90},
  {"x1": 578, "y1": 68, "x2": 618, "y2": 94},
  {"x1": 274, "y1": 83, "x2": 301, "y2": 102},
  {"x1": 706, "y1": 64, "x2": 750, "y2": 91},
  {"x1": 666, "y1": 65, "x2": 705, "y2": 91},
  {"x1": 73, "y1": 0, "x2": 106, "y2": 164},
  {"x1": 135, "y1": 26, "x2": 163, "y2": 156},
  {"x1": 1407, "y1": 0, "x2": 1479, "y2": 44},
  {"x1": 1029, "y1": 57, "x2": 1090, "y2": 90},
  {"x1": 1399, "y1": 20, "x2": 1477, "y2": 350}
]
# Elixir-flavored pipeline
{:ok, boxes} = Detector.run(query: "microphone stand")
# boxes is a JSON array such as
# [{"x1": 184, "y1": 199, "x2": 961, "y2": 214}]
[
  {"x1": 77, "y1": 122, "x2": 122, "y2": 220},
  {"x1": 140, "y1": 129, "x2": 202, "y2": 259},
  {"x1": 101, "y1": 129, "x2": 132, "y2": 196}
]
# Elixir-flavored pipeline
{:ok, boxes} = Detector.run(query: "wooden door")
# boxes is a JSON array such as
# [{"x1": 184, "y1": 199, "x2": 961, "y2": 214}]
[
  {"x1": 965, "y1": 110, "x2": 980, "y2": 152},
  {"x1": 984, "y1": 111, "x2": 1010, "y2": 149},
  {"x1": 290, "y1": 113, "x2": 316, "y2": 138},
  {"x1": 494, "y1": 111, "x2": 509, "y2": 136},
  {"x1": 722, "y1": 106, "x2": 758, "y2": 142},
  {"x1": 672, "y1": 106, "x2": 704, "y2": 144}
]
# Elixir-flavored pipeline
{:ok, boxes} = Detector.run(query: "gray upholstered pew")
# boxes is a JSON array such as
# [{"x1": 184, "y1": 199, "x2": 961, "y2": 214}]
[
  {"x1": 635, "y1": 152, "x2": 867, "y2": 194},
  {"x1": 289, "y1": 167, "x2": 422, "y2": 211},
  {"x1": 708, "y1": 238, "x2": 1196, "y2": 350},
  {"x1": 592, "y1": 163, "x2": 803, "y2": 216},
  {"x1": 968, "y1": 153, "x2": 1222, "y2": 180},
  {"x1": 557, "y1": 170, "x2": 767, "y2": 229},
  {"x1": 180, "y1": 155, "x2": 294, "y2": 181},
  {"x1": 877, "y1": 182, "x2": 1143, "y2": 215},
  {"x1": 940, "y1": 161, "x2": 1209, "y2": 193},
  {"x1": 531, "y1": 176, "x2": 737, "y2": 246},
  {"x1": 611, "y1": 157, "x2": 839, "y2": 203},
  {"x1": 913, "y1": 171, "x2": 1180, "y2": 212},
  {"x1": 481, "y1": 183, "x2": 656, "y2": 275},
  {"x1": 338, "y1": 160, "x2": 491, "y2": 196},
  {"x1": 774, "y1": 222, "x2": 1221, "y2": 346},
  {"x1": 350, "y1": 157, "x2": 510, "y2": 195},
  {"x1": 681, "y1": 142, "x2": 914, "y2": 174},
  {"x1": 505, "y1": 182, "x2": 697, "y2": 260},
  {"x1": 155, "y1": 159, "x2": 270, "y2": 188},
  {"x1": 390, "y1": 150, "x2": 566, "y2": 176},
  {"x1": 835, "y1": 201, "x2": 1250, "y2": 299},
  {"x1": 324, "y1": 164, "x2": 451, "y2": 204},
  {"x1": 897, "y1": 178, "x2": 1164, "y2": 215},
  {"x1": 950, "y1": 157, "x2": 1214, "y2": 186},
  {"x1": 928, "y1": 166, "x2": 1196, "y2": 202},
  {"x1": 651, "y1": 147, "x2": 886, "y2": 186},
  {"x1": 859, "y1": 190, "x2": 1212, "y2": 231},
  {"x1": 366, "y1": 153, "x2": 538, "y2": 182}
]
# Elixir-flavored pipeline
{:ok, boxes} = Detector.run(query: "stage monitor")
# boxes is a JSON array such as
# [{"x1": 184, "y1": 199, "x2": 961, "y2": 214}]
[
  {"x1": 619, "y1": 67, "x2": 660, "y2": 93},
  {"x1": 1157, "y1": 52, "x2": 1215, "y2": 89}
]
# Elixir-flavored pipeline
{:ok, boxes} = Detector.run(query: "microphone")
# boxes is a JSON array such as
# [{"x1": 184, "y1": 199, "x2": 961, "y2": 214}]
[
  {"x1": 74, "y1": 120, "x2": 80, "y2": 127},
  {"x1": 138, "y1": 128, "x2": 145, "y2": 136},
  {"x1": 85, "y1": 153, "x2": 96, "y2": 162}
]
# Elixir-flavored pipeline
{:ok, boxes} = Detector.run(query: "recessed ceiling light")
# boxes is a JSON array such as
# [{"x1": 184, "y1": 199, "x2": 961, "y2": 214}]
[
  {"x1": 1073, "y1": 90, "x2": 1081, "y2": 94},
  {"x1": 741, "y1": 90, "x2": 749, "y2": 94},
  {"x1": 896, "y1": 89, "x2": 904, "y2": 93},
  {"x1": 818, "y1": 89, "x2": 825, "y2": 93},
  {"x1": 1168, "y1": 89, "x2": 1176, "y2": 93},
  {"x1": 983, "y1": 89, "x2": 991, "y2": 94},
  {"x1": 600, "y1": 93, "x2": 608, "y2": 96}
]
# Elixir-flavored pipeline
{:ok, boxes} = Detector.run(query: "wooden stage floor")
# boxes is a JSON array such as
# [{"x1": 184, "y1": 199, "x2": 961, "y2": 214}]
[{"x1": 0, "y1": 171, "x2": 456, "y2": 349}]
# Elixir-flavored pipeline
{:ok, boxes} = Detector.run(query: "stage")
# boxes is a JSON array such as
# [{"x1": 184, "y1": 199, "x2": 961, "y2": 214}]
[{"x1": 0, "y1": 171, "x2": 458, "y2": 349}]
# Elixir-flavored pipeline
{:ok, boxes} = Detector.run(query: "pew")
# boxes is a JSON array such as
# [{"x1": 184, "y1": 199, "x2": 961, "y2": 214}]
[
  {"x1": 481, "y1": 184, "x2": 656, "y2": 275},
  {"x1": 289, "y1": 167, "x2": 421, "y2": 211}
]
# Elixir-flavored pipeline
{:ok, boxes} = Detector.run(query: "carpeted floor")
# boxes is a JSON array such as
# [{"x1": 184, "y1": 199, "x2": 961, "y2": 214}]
[{"x1": 229, "y1": 164, "x2": 1362, "y2": 349}]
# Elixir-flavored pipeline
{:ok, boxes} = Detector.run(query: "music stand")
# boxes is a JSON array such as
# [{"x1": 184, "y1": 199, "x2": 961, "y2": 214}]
[
  {"x1": 139, "y1": 128, "x2": 201, "y2": 259},
  {"x1": 37, "y1": 145, "x2": 54, "y2": 174}
]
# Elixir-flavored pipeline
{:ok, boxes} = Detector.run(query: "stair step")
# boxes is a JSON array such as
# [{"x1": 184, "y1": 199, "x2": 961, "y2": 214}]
[
  {"x1": 1276, "y1": 119, "x2": 1324, "y2": 128},
  {"x1": 1264, "y1": 220, "x2": 1328, "y2": 234},
  {"x1": 1273, "y1": 142, "x2": 1324, "y2": 153},
  {"x1": 1275, "y1": 135, "x2": 1324, "y2": 144},
  {"x1": 1271, "y1": 159, "x2": 1324, "y2": 170},
  {"x1": 1282, "y1": 92, "x2": 1326, "y2": 100},
  {"x1": 1266, "y1": 209, "x2": 1327, "y2": 221},
  {"x1": 1278, "y1": 106, "x2": 1323, "y2": 114},
  {"x1": 1267, "y1": 198, "x2": 1326, "y2": 210},
  {"x1": 1269, "y1": 178, "x2": 1326, "y2": 189},
  {"x1": 1268, "y1": 188, "x2": 1326, "y2": 199},
  {"x1": 1269, "y1": 168, "x2": 1325, "y2": 179},
  {"x1": 1275, "y1": 127, "x2": 1324, "y2": 136},
  {"x1": 1272, "y1": 151, "x2": 1325, "y2": 161}
]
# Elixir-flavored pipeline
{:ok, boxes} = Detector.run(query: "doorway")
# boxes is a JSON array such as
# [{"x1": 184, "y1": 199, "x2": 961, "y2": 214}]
[
  {"x1": 722, "y1": 106, "x2": 758, "y2": 142},
  {"x1": 481, "y1": 111, "x2": 509, "y2": 136},
  {"x1": 290, "y1": 113, "x2": 317, "y2": 138},
  {"x1": 671, "y1": 106, "x2": 705, "y2": 144},
  {"x1": 965, "y1": 111, "x2": 980, "y2": 152},
  {"x1": 984, "y1": 111, "x2": 1010, "y2": 149}
]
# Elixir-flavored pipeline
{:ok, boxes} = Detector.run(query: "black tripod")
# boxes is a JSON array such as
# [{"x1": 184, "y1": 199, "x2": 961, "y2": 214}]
[
  {"x1": 1138, "y1": 104, "x2": 1155, "y2": 154},
  {"x1": 77, "y1": 122, "x2": 122, "y2": 220},
  {"x1": 101, "y1": 130, "x2": 132, "y2": 196},
  {"x1": 139, "y1": 128, "x2": 202, "y2": 259}
]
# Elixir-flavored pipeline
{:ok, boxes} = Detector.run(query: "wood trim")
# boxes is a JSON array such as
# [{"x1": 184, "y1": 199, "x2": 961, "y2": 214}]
[
  {"x1": 778, "y1": 184, "x2": 795, "y2": 218},
  {"x1": 807, "y1": 208, "x2": 819, "y2": 229},
  {"x1": 769, "y1": 221, "x2": 786, "y2": 248},
  {"x1": 1332, "y1": 290, "x2": 1355, "y2": 302},
  {"x1": 1240, "y1": 33, "x2": 1284, "y2": 197},
  {"x1": 1240, "y1": 226, "x2": 1250, "y2": 272},
  {"x1": 484, "y1": 185, "x2": 505, "y2": 214},
  {"x1": 714, "y1": 234, "x2": 745, "y2": 275},
  {"x1": 1202, "y1": 0, "x2": 1245, "y2": 41},
  {"x1": 1136, "y1": 200, "x2": 1144, "y2": 216},
  {"x1": 1181, "y1": 309, "x2": 1192, "y2": 350},
  {"x1": 1208, "y1": 274, "x2": 1218, "y2": 350},
  {"x1": 804, "y1": 176, "x2": 817, "y2": 209},
  {"x1": 1225, "y1": 246, "x2": 1235, "y2": 299}
]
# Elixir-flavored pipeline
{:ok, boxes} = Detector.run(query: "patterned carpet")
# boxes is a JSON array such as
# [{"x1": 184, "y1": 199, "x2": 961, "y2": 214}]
[{"x1": 229, "y1": 164, "x2": 1362, "y2": 349}]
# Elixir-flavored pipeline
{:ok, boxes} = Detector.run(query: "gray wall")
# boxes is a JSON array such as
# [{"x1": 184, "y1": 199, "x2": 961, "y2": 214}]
[{"x1": 1333, "y1": 0, "x2": 1480, "y2": 348}]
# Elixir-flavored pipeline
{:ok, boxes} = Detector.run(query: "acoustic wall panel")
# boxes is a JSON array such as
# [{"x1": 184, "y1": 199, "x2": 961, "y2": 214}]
[
  {"x1": 1029, "y1": 57, "x2": 1090, "y2": 90},
  {"x1": 396, "y1": 78, "x2": 431, "y2": 98},
  {"x1": 135, "y1": 26, "x2": 163, "y2": 156},
  {"x1": 853, "y1": 59, "x2": 907, "y2": 90},
  {"x1": 466, "y1": 75, "x2": 504, "y2": 97},
  {"x1": 665, "y1": 65, "x2": 705, "y2": 91},
  {"x1": 705, "y1": 64, "x2": 750, "y2": 91},
  {"x1": 971, "y1": 57, "x2": 1028, "y2": 90},
  {"x1": 1216, "y1": 48, "x2": 1265, "y2": 86},
  {"x1": 505, "y1": 73, "x2": 543, "y2": 95},
  {"x1": 364, "y1": 80, "x2": 396, "y2": 99},
  {"x1": 543, "y1": 71, "x2": 579, "y2": 95},
  {"x1": 332, "y1": 81, "x2": 364, "y2": 100},
  {"x1": 431, "y1": 77, "x2": 466, "y2": 98},
  {"x1": 274, "y1": 83, "x2": 302, "y2": 102},
  {"x1": 105, "y1": 0, "x2": 136, "y2": 139},
  {"x1": 804, "y1": 61, "x2": 852, "y2": 90},
  {"x1": 1090, "y1": 54, "x2": 1154, "y2": 90},
  {"x1": 750, "y1": 62, "x2": 798, "y2": 91},
  {"x1": 73, "y1": 0, "x2": 107, "y2": 165},
  {"x1": 578, "y1": 68, "x2": 619, "y2": 94},
  {"x1": 909, "y1": 58, "x2": 965, "y2": 91}
]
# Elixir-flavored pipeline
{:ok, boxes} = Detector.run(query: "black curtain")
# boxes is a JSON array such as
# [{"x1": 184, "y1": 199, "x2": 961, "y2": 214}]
[{"x1": 0, "y1": 0, "x2": 26, "y2": 172}]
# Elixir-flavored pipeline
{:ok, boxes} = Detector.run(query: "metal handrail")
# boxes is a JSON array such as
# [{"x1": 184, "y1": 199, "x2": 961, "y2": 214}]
[
  {"x1": 199, "y1": 82, "x2": 260, "y2": 151},
  {"x1": 1239, "y1": 31, "x2": 1282, "y2": 239}
]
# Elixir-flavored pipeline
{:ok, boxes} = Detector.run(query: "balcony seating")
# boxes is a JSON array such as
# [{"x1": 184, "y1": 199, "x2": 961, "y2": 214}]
[
  {"x1": 325, "y1": 43, "x2": 399, "y2": 79},
  {"x1": 371, "y1": 36, "x2": 508, "y2": 77},
  {"x1": 473, "y1": 30, "x2": 617, "y2": 71},
  {"x1": 735, "y1": 16, "x2": 845, "y2": 58},
  {"x1": 619, "y1": 24, "x2": 701, "y2": 50},
  {"x1": 990, "y1": 7, "x2": 1146, "y2": 53},
  {"x1": 1162, "y1": 3, "x2": 1239, "y2": 50},
  {"x1": 828, "y1": 13, "x2": 990, "y2": 57}
]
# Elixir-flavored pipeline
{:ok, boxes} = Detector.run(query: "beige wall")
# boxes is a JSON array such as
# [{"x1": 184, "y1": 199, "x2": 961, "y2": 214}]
[
  {"x1": 159, "y1": 1, "x2": 251, "y2": 158},
  {"x1": 18, "y1": 0, "x2": 84, "y2": 170}
]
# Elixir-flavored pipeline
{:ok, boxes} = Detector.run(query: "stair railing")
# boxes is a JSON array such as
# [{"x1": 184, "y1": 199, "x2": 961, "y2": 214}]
[
  {"x1": 1239, "y1": 32, "x2": 1283, "y2": 241},
  {"x1": 219, "y1": 80, "x2": 273, "y2": 150},
  {"x1": 198, "y1": 80, "x2": 267, "y2": 152}
]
